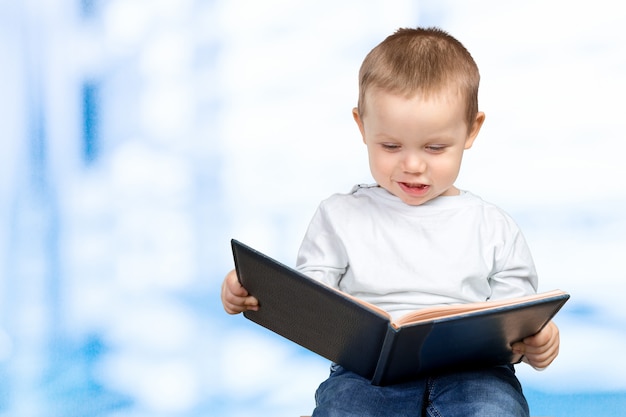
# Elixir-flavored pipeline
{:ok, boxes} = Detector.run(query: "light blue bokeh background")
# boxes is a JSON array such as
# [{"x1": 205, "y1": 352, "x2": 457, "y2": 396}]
[{"x1": 1, "y1": 1, "x2": 625, "y2": 416}]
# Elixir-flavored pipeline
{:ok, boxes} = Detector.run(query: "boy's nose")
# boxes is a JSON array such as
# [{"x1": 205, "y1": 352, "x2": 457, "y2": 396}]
[{"x1": 402, "y1": 152, "x2": 426, "y2": 173}]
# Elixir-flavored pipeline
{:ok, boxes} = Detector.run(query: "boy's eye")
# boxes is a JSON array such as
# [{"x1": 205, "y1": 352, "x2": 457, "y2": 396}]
[
  {"x1": 381, "y1": 143, "x2": 401, "y2": 151},
  {"x1": 425, "y1": 145, "x2": 446, "y2": 153}
]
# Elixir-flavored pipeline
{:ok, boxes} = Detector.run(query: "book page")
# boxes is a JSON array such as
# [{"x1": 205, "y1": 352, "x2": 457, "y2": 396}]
[{"x1": 391, "y1": 290, "x2": 567, "y2": 328}]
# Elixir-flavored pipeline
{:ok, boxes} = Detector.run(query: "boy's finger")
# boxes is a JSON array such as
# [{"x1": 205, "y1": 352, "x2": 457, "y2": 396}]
[{"x1": 511, "y1": 341, "x2": 525, "y2": 355}]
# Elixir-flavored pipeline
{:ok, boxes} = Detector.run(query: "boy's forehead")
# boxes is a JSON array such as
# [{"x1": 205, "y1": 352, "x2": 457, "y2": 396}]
[{"x1": 360, "y1": 87, "x2": 468, "y2": 130}]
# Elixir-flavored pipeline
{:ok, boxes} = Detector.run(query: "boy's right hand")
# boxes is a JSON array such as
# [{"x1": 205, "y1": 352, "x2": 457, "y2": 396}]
[{"x1": 221, "y1": 269, "x2": 259, "y2": 314}]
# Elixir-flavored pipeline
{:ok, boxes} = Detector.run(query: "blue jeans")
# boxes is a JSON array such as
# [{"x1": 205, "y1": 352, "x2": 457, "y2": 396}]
[{"x1": 312, "y1": 364, "x2": 529, "y2": 417}]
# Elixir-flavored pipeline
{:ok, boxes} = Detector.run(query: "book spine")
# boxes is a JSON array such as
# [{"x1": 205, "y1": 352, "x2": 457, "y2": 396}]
[{"x1": 370, "y1": 325, "x2": 397, "y2": 386}]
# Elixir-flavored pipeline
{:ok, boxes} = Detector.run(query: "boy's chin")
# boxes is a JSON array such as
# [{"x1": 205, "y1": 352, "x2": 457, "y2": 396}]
[
  {"x1": 390, "y1": 189, "x2": 434, "y2": 206},
  {"x1": 389, "y1": 184, "x2": 458, "y2": 206}
]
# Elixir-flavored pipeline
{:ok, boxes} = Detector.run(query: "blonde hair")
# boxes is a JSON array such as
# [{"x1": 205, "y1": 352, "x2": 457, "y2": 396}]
[{"x1": 357, "y1": 27, "x2": 480, "y2": 130}]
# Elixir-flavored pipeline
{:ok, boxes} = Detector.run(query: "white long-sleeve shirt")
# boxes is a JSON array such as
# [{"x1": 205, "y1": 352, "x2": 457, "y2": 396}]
[{"x1": 296, "y1": 184, "x2": 538, "y2": 320}]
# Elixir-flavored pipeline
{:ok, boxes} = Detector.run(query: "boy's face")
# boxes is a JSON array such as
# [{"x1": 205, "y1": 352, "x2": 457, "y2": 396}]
[{"x1": 353, "y1": 88, "x2": 485, "y2": 206}]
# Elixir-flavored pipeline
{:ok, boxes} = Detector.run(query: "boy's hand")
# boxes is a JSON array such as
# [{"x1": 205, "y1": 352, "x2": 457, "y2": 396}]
[
  {"x1": 221, "y1": 269, "x2": 259, "y2": 314},
  {"x1": 512, "y1": 321, "x2": 560, "y2": 370}
]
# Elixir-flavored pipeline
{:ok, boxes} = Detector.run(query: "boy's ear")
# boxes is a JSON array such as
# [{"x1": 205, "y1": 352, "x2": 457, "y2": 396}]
[
  {"x1": 465, "y1": 111, "x2": 485, "y2": 150},
  {"x1": 352, "y1": 107, "x2": 366, "y2": 143}
]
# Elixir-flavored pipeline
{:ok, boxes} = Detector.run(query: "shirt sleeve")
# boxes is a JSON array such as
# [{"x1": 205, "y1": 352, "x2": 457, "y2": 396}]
[
  {"x1": 488, "y1": 219, "x2": 539, "y2": 300},
  {"x1": 295, "y1": 202, "x2": 348, "y2": 289}
]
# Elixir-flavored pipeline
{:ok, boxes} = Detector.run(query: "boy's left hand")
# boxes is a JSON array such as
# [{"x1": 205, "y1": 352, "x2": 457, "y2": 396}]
[{"x1": 512, "y1": 321, "x2": 560, "y2": 370}]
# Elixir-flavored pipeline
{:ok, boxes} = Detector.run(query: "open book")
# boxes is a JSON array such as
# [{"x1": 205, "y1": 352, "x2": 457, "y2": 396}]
[{"x1": 231, "y1": 239, "x2": 570, "y2": 386}]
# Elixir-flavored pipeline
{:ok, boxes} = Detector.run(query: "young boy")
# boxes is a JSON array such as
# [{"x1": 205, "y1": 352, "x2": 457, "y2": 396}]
[{"x1": 221, "y1": 27, "x2": 560, "y2": 417}]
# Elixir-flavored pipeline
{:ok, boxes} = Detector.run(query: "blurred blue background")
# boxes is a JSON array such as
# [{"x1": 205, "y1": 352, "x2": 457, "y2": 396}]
[{"x1": 1, "y1": 1, "x2": 625, "y2": 416}]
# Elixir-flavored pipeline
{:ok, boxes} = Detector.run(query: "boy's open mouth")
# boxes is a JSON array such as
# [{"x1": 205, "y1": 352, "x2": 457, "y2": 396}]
[
  {"x1": 397, "y1": 182, "x2": 431, "y2": 197},
  {"x1": 400, "y1": 182, "x2": 428, "y2": 189}
]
